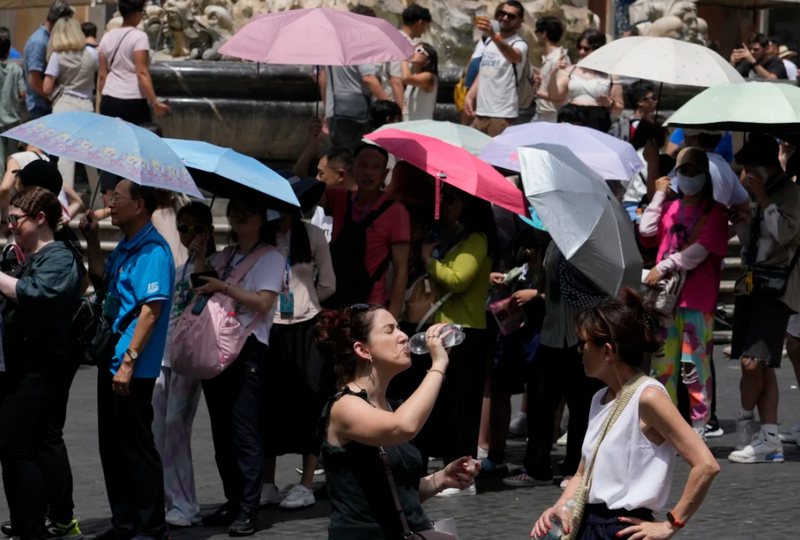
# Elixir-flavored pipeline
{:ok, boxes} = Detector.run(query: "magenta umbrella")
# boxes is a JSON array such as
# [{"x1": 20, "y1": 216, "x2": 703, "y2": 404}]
[
  {"x1": 218, "y1": 7, "x2": 414, "y2": 65},
  {"x1": 365, "y1": 128, "x2": 528, "y2": 218}
]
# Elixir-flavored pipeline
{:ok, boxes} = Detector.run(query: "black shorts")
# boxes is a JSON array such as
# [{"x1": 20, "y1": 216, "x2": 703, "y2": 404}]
[{"x1": 731, "y1": 294, "x2": 793, "y2": 368}]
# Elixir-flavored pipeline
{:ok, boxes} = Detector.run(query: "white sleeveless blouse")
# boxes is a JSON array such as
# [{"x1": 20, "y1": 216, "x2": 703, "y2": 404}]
[{"x1": 582, "y1": 379, "x2": 676, "y2": 511}]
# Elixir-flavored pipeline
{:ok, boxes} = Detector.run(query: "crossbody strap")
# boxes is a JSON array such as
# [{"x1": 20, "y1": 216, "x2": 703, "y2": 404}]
[
  {"x1": 107, "y1": 28, "x2": 135, "y2": 72},
  {"x1": 581, "y1": 373, "x2": 650, "y2": 494},
  {"x1": 379, "y1": 446, "x2": 415, "y2": 538}
]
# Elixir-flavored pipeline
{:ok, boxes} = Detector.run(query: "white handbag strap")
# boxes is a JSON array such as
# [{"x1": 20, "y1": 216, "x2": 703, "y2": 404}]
[{"x1": 415, "y1": 291, "x2": 452, "y2": 333}]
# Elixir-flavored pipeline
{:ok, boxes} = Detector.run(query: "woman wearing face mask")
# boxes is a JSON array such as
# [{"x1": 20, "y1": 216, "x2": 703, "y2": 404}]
[
  {"x1": 638, "y1": 147, "x2": 729, "y2": 439},
  {"x1": 401, "y1": 43, "x2": 438, "y2": 121}
]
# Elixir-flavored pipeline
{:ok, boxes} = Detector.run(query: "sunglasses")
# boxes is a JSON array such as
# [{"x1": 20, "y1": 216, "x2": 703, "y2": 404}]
[
  {"x1": 414, "y1": 46, "x2": 429, "y2": 57},
  {"x1": 6, "y1": 213, "x2": 30, "y2": 227},
  {"x1": 177, "y1": 223, "x2": 206, "y2": 234},
  {"x1": 498, "y1": 10, "x2": 519, "y2": 20},
  {"x1": 349, "y1": 303, "x2": 372, "y2": 314}
]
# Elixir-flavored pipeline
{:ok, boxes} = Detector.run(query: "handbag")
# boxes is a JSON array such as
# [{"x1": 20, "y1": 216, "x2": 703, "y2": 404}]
[
  {"x1": 564, "y1": 373, "x2": 650, "y2": 540},
  {"x1": 378, "y1": 446, "x2": 457, "y2": 539},
  {"x1": 402, "y1": 274, "x2": 452, "y2": 332},
  {"x1": 741, "y1": 247, "x2": 800, "y2": 298},
  {"x1": 644, "y1": 207, "x2": 707, "y2": 315}
]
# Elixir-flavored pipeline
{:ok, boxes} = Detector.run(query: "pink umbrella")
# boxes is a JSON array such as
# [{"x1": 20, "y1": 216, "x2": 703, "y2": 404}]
[
  {"x1": 365, "y1": 128, "x2": 528, "y2": 218},
  {"x1": 218, "y1": 8, "x2": 414, "y2": 65}
]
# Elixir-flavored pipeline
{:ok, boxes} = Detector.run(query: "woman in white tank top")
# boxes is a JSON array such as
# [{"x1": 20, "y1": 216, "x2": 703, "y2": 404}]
[
  {"x1": 401, "y1": 43, "x2": 438, "y2": 121},
  {"x1": 531, "y1": 288, "x2": 719, "y2": 540},
  {"x1": 547, "y1": 29, "x2": 623, "y2": 133}
]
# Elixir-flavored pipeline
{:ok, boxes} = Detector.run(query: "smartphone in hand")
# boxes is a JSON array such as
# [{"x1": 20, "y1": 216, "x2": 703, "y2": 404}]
[{"x1": 190, "y1": 270, "x2": 219, "y2": 289}]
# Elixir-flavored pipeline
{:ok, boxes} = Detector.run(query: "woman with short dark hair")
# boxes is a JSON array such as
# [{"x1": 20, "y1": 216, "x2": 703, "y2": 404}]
[{"x1": 97, "y1": 0, "x2": 169, "y2": 124}]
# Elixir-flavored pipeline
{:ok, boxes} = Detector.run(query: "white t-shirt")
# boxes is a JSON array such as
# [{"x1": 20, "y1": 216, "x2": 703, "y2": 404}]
[
  {"x1": 475, "y1": 34, "x2": 528, "y2": 119},
  {"x1": 534, "y1": 46, "x2": 567, "y2": 119},
  {"x1": 210, "y1": 248, "x2": 285, "y2": 346},
  {"x1": 583, "y1": 379, "x2": 676, "y2": 511},
  {"x1": 310, "y1": 206, "x2": 333, "y2": 243},
  {"x1": 98, "y1": 27, "x2": 150, "y2": 100},
  {"x1": 9, "y1": 151, "x2": 70, "y2": 220},
  {"x1": 783, "y1": 58, "x2": 798, "y2": 81},
  {"x1": 44, "y1": 47, "x2": 98, "y2": 99}
]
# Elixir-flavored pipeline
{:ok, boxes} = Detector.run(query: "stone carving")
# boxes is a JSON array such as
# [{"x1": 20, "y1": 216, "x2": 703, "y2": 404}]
[
  {"x1": 139, "y1": 0, "x2": 600, "y2": 65},
  {"x1": 628, "y1": 0, "x2": 709, "y2": 45}
]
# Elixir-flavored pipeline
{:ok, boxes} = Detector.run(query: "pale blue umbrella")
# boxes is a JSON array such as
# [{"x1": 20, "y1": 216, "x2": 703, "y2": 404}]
[
  {"x1": 3, "y1": 111, "x2": 202, "y2": 197},
  {"x1": 164, "y1": 138, "x2": 300, "y2": 211}
]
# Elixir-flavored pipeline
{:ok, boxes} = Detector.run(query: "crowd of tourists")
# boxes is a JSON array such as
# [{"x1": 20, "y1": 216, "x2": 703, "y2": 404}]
[{"x1": 0, "y1": 1, "x2": 799, "y2": 540}]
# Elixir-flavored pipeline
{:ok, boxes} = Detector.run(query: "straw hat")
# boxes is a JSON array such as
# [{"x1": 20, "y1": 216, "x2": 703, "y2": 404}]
[{"x1": 779, "y1": 45, "x2": 797, "y2": 59}]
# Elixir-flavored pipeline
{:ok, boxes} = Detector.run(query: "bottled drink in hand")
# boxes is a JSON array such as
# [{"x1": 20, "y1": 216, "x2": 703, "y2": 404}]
[{"x1": 408, "y1": 324, "x2": 465, "y2": 355}]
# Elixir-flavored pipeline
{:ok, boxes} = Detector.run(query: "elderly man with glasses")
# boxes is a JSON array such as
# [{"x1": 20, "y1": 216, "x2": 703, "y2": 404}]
[{"x1": 464, "y1": 0, "x2": 529, "y2": 136}]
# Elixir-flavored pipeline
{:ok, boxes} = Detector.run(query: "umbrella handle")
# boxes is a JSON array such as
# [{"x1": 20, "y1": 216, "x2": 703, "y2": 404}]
[
  {"x1": 434, "y1": 177, "x2": 440, "y2": 221},
  {"x1": 88, "y1": 179, "x2": 101, "y2": 212},
  {"x1": 655, "y1": 81, "x2": 663, "y2": 119}
]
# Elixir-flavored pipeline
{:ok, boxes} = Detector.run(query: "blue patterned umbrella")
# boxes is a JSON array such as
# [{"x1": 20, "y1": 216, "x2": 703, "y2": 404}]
[{"x1": 3, "y1": 112, "x2": 202, "y2": 197}]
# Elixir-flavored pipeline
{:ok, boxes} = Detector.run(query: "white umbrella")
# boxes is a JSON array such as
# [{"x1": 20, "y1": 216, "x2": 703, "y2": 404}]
[
  {"x1": 518, "y1": 144, "x2": 642, "y2": 296},
  {"x1": 577, "y1": 36, "x2": 744, "y2": 87},
  {"x1": 479, "y1": 122, "x2": 642, "y2": 180}
]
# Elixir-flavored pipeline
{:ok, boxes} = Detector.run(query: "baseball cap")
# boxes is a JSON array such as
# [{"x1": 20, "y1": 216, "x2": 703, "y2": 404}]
[
  {"x1": 734, "y1": 134, "x2": 779, "y2": 166},
  {"x1": 14, "y1": 159, "x2": 63, "y2": 195},
  {"x1": 675, "y1": 146, "x2": 709, "y2": 174}
]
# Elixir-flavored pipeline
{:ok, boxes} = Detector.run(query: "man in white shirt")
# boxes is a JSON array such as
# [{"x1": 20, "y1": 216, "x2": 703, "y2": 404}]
[
  {"x1": 531, "y1": 16, "x2": 567, "y2": 123},
  {"x1": 778, "y1": 46, "x2": 798, "y2": 81},
  {"x1": 464, "y1": 1, "x2": 528, "y2": 136}
]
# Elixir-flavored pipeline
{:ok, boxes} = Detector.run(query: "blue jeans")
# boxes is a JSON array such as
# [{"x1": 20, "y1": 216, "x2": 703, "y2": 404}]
[{"x1": 202, "y1": 336, "x2": 267, "y2": 513}]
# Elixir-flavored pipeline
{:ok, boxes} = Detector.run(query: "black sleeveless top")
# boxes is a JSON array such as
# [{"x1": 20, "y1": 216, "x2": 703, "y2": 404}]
[{"x1": 319, "y1": 387, "x2": 432, "y2": 539}]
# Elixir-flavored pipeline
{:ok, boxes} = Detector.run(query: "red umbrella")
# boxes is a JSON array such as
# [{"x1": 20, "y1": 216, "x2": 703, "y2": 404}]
[{"x1": 364, "y1": 128, "x2": 527, "y2": 217}]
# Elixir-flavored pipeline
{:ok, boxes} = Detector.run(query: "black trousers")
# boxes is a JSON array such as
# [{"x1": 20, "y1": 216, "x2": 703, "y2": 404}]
[
  {"x1": 0, "y1": 370, "x2": 53, "y2": 540},
  {"x1": 524, "y1": 344, "x2": 604, "y2": 479},
  {"x1": 39, "y1": 358, "x2": 79, "y2": 524},
  {"x1": 99, "y1": 95, "x2": 151, "y2": 126},
  {"x1": 202, "y1": 336, "x2": 267, "y2": 514},
  {"x1": 577, "y1": 504, "x2": 654, "y2": 539},
  {"x1": 97, "y1": 366, "x2": 165, "y2": 538},
  {"x1": 414, "y1": 328, "x2": 488, "y2": 465}
]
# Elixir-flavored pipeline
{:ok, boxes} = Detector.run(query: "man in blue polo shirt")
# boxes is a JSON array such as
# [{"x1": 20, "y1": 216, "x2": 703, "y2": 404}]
[
  {"x1": 81, "y1": 179, "x2": 174, "y2": 540},
  {"x1": 23, "y1": 0, "x2": 73, "y2": 119}
]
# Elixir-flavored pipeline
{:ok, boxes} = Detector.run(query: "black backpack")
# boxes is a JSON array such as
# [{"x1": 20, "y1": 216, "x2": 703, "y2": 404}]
[{"x1": 323, "y1": 196, "x2": 395, "y2": 309}]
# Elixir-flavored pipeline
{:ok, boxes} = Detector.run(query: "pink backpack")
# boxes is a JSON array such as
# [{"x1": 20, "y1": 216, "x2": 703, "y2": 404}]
[{"x1": 170, "y1": 244, "x2": 273, "y2": 379}]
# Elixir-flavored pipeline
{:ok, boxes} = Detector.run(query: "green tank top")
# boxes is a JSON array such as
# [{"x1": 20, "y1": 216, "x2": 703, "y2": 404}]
[{"x1": 319, "y1": 387, "x2": 432, "y2": 539}]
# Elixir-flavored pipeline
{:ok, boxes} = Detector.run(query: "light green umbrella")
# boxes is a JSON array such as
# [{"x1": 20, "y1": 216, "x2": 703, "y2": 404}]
[
  {"x1": 665, "y1": 82, "x2": 800, "y2": 133},
  {"x1": 371, "y1": 120, "x2": 492, "y2": 156}
]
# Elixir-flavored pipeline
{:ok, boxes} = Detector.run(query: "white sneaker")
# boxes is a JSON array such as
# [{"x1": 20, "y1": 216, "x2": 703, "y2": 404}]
[
  {"x1": 734, "y1": 417, "x2": 759, "y2": 451},
  {"x1": 435, "y1": 484, "x2": 477, "y2": 498},
  {"x1": 295, "y1": 466, "x2": 326, "y2": 476},
  {"x1": 556, "y1": 432, "x2": 568, "y2": 446},
  {"x1": 728, "y1": 431, "x2": 784, "y2": 464},
  {"x1": 778, "y1": 422, "x2": 800, "y2": 443},
  {"x1": 508, "y1": 412, "x2": 527, "y2": 436},
  {"x1": 260, "y1": 483, "x2": 284, "y2": 506},
  {"x1": 279, "y1": 484, "x2": 315, "y2": 509},
  {"x1": 165, "y1": 509, "x2": 197, "y2": 527}
]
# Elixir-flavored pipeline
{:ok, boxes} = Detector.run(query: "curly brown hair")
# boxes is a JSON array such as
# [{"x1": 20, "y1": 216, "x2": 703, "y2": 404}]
[{"x1": 10, "y1": 186, "x2": 63, "y2": 231}]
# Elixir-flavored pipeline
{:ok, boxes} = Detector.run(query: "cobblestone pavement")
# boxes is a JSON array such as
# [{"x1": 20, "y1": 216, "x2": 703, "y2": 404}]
[{"x1": 2, "y1": 345, "x2": 799, "y2": 539}]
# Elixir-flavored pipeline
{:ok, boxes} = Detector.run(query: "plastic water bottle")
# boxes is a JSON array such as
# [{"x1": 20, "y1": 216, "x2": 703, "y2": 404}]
[
  {"x1": 408, "y1": 324, "x2": 466, "y2": 355},
  {"x1": 535, "y1": 500, "x2": 575, "y2": 540}
]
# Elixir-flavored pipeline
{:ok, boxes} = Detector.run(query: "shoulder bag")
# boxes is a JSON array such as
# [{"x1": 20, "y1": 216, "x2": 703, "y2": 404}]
[
  {"x1": 379, "y1": 446, "x2": 457, "y2": 539},
  {"x1": 564, "y1": 373, "x2": 650, "y2": 540},
  {"x1": 645, "y1": 207, "x2": 708, "y2": 315}
]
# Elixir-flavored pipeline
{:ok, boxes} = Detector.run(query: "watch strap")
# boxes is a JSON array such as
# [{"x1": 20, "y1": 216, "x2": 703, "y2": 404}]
[{"x1": 666, "y1": 511, "x2": 685, "y2": 529}]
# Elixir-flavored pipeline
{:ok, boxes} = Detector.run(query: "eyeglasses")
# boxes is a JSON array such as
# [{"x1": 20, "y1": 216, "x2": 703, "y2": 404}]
[
  {"x1": 414, "y1": 46, "x2": 429, "y2": 57},
  {"x1": 498, "y1": 10, "x2": 519, "y2": 20},
  {"x1": 110, "y1": 193, "x2": 136, "y2": 204},
  {"x1": 177, "y1": 223, "x2": 206, "y2": 234},
  {"x1": 6, "y1": 213, "x2": 30, "y2": 227}
]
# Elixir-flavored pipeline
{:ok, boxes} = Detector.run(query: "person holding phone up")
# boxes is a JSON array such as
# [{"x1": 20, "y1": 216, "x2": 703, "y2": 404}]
[{"x1": 730, "y1": 33, "x2": 787, "y2": 80}]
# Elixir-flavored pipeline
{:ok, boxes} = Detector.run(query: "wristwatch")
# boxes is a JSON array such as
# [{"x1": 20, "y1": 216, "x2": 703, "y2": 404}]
[
  {"x1": 125, "y1": 348, "x2": 139, "y2": 362},
  {"x1": 666, "y1": 511, "x2": 685, "y2": 529}
]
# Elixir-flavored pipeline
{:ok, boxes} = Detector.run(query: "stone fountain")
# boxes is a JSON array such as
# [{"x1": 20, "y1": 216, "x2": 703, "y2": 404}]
[{"x1": 136, "y1": 0, "x2": 702, "y2": 162}]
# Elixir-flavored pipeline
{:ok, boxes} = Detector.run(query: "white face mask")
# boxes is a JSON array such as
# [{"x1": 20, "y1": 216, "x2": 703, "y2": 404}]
[{"x1": 676, "y1": 172, "x2": 706, "y2": 196}]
